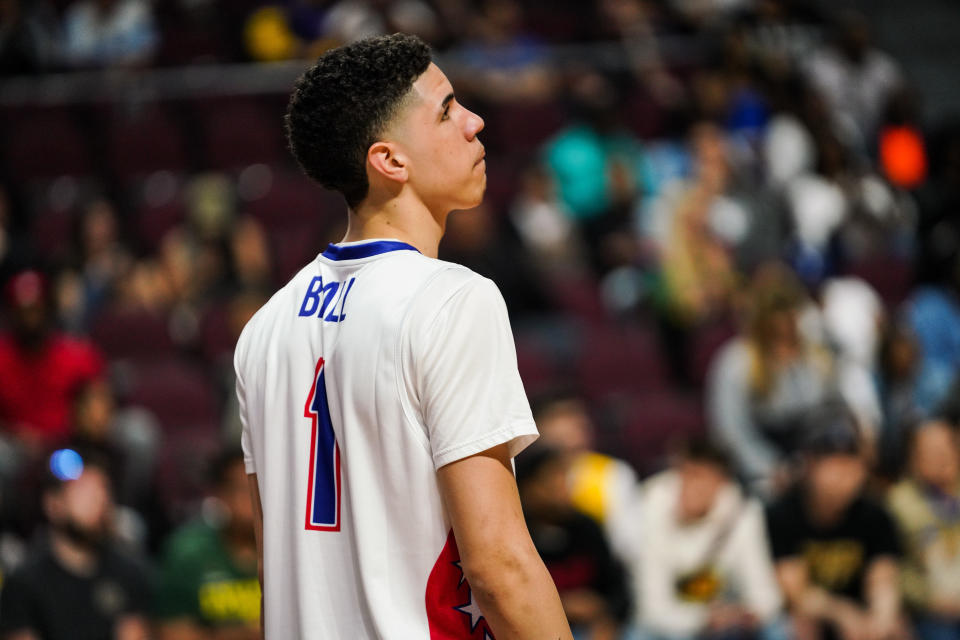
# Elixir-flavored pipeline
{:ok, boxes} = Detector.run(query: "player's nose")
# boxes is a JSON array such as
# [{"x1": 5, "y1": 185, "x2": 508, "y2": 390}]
[{"x1": 463, "y1": 108, "x2": 484, "y2": 140}]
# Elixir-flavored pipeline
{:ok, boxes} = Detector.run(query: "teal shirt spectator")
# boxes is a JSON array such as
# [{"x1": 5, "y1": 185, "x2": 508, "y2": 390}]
[{"x1": 543, "y1": 124, "x2": 655, "y2": 221}]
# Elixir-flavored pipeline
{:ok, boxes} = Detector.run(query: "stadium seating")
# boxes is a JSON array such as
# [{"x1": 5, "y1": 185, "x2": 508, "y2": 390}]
[
  {"x1": 90, "y1": 306, "x2": 175, "y2": 361},
  {"x1": 3, "y1": 109, "x2": 92, "y2": 181},
  {"x1": 105, "y1": 107, "x2": 189, "y2": 179}
]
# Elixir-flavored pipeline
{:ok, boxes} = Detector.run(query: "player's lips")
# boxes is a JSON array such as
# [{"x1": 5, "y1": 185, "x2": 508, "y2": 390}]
[{"x1": 474, "y1": 149, "x2": 486, "y2": 166}]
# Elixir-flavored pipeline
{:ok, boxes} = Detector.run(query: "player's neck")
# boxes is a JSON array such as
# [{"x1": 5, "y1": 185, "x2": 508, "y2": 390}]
[{"x1": 343, "y1": 191, "x2": 446, "y2": 258}]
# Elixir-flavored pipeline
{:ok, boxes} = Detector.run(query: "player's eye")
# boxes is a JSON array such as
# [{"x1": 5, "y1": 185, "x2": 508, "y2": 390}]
[{"x1": 440, "y1": 105, "x2": 451, "y2": 121}]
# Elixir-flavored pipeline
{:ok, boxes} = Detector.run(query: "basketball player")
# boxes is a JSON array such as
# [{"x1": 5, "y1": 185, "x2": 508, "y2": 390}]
[{"x1": 235, "y1": 34, "x2": 573, "y2": 639}]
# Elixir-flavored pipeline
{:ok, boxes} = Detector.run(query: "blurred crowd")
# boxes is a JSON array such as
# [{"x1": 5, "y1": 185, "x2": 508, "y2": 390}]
[{"x1": 1, "y1": 0, "x2": 960, "y2": 639}]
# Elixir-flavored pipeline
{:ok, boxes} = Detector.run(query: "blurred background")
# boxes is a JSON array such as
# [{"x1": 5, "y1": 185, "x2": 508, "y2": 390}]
[{"x1": 1, "y1": 0, "x2": 960, "y2": 639}]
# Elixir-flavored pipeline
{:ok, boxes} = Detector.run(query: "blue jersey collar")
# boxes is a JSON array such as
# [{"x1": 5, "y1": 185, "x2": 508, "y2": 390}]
[{"x1": 321, "y1": 240, "x2": 420, "y2": 261}]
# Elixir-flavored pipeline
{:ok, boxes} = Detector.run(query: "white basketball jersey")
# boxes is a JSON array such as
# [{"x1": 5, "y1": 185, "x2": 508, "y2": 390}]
[{"x1": 235, "y1": 239, "x2": 538, "y2": 639}]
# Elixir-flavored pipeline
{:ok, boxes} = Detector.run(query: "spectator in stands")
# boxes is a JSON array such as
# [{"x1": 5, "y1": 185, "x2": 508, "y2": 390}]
[
  {"x1": 876, "y1": 325, "x2": 955, "y2": 475},
  {"x1": 0, "y1": 0, "x2": 60, "y2": 75},
  {"x1": 154, "y1": 448, "x2": 259, "y2": 638},
  {"x1": 229, "y1": 216, "x2": 273, "y2": 292},
  {"x1": 74, "y1": 197, "x2": 133, "y2": 328},
  {"x1": 620, "y1": 438, "x2": 784, "y2": 640},
  {"x1": 543, "y1": 70, "x2": 653, "y2": 275},
  {"x1": 453, "y1": 0, "x2": 554, "y2": 103},
  {"x1": 644, "y1": 122, "x2": 741, "y2": 383},
  {"x1": 739, "y1": 0, "x2": 827, "y2": 74},
  {"x1": 322, "y1": 0, "x2": 441, "y2": 46},
  {"x1": 595, "y1": 0, "x2": 684, "y2": 109},
  {"x1": 63, "y1": 0, "x2": 158, "y2": 68},
  {"x1": 902, "y1": 256, "x2": 960, "y2": 409},
  {"x1": 0, "y1": 270, "x2": 105, "y2": 455},
  {"x1": 803, "y1": 10, "x2": 902, "y2": 154},
  {"x1": 887, "y1": 420, "x2": 960, "y2": 640},
  {"x1": 69, "y1": 379, "x2": 158, "y2": 519},
  {"x1": 767, "y1": 407, "x2": 908, "y2": 640},
  {"x1": 706, "y1": 264, "x2": 838, "y2": 496},
  {"x1": 0, "y1": 450, "x2": 152, "y2": 640},
  {"x1": 811, "y1": 277, "x2": 884, "y2": 450},
  {"x1": 509, "y1": 164, "x2": 583, "y2": 273},
  {"x1": 533, "y1": 391, "x2": 637, "y2": 558},
  {"x1": 517, "y1": 445, "x2": 630, "y2": 640}
]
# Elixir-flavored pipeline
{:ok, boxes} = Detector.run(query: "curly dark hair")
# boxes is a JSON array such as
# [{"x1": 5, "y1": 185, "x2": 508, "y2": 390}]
[{"x1": 285, "y1": 34, "x2": 432, "y2": 207}]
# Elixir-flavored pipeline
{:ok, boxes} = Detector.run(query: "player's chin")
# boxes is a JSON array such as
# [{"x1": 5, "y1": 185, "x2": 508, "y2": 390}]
[{"x1": 455, "y1": 174, "x2": 486, "y2": 210}]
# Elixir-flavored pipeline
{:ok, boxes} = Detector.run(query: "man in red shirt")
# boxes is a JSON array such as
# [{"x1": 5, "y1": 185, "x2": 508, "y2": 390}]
[{"x1": 0, "y1": 270, "x2": 104, "y2": 453}]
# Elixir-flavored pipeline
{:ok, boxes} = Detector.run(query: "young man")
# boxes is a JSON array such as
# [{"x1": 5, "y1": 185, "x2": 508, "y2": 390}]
[
  {"x1": 766, "y1": 407, "x2": 907, "y2": 640},
  {"x1": 620, "y1": 439, "x2": 783, "y2": 640},
  {"x1": 0, "y1": 452, "x2": 151, "y2": 640},
  {"x1": 155, "y1": 449, "x2": 260, "y2": 638},
  {"x1": 235, "y1": 34, "x2": 572, "y2": 639}
]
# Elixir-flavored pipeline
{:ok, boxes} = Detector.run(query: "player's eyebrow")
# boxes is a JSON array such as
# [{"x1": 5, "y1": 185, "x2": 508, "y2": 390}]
[{"x1": 439, "y1": 92, "x2": 454, "y2": 116}]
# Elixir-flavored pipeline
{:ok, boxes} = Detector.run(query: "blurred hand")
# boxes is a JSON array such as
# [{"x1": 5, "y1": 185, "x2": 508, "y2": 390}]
[
  {"x1": 866, "y1": 612, "x2": 910, "y2": 640},
  {"x1": 560, "y1": 589, "x2": 609, "y2": 625},
  {"x1": 929, "y1": 596, "x2": 960, "y2": 619},
  {"x1": 834, "y1": 603, "x2": 871, "y2": 640},
  {"x1": 707, "y1": 604, "x2": 756, "y2": 632},
  {"x1": 792, "y1": 614, "x2": 822, "y2": 640}
]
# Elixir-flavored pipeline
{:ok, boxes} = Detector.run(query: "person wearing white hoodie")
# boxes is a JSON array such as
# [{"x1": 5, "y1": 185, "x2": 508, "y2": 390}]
[{"x1": 617, "y1": 439, "x2": 785, "y2": 640}]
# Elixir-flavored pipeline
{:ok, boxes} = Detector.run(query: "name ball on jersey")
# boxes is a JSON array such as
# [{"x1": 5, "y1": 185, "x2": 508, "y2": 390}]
[{"x1": 298, "y1": 276, "x2": 356, "y2": 322}]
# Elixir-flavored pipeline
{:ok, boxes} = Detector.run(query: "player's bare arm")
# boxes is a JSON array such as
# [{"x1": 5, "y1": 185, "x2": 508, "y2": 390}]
[{"x1": 438, "y1": 443, "x2": 573, "y2": 640}]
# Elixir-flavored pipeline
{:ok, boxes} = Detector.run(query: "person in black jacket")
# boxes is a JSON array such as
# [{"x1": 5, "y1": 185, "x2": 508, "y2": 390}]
[{"x1": 517, "y1": 444, "x2": 631, "y2": 640}]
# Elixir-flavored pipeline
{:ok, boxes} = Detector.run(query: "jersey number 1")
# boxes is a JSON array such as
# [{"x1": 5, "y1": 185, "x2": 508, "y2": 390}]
[{"x1": 304, "y1": 358, "x2": 341, "y2": 531}]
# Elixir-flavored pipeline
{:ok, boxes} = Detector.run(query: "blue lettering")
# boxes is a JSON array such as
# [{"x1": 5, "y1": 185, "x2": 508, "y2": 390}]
[
  {"x1": 299, "y1": 277, "x2": 323, "y2": 316},
  {"x1": 299, "y1": 277, "x2": 357, "y2": 322},
  {"x1": 318, "y1": 281, "x2": 340, "y2": 318},
  {"x1": 334, "y1": 278, "x2": 356, "y2": 322},
  {"x1": 325, "y1": 283, "x2": 344, "y2": 322}
]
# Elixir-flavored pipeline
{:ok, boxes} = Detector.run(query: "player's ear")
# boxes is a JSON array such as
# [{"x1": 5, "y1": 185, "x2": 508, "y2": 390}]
[{"x1": 367, "y1": 141, "x2": 408, "y2": 185}]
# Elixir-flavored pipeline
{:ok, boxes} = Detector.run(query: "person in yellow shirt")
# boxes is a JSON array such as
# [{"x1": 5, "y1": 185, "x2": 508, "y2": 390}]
[{"x1": 533, "y1": 391, "x2": 638, "y2": 557}]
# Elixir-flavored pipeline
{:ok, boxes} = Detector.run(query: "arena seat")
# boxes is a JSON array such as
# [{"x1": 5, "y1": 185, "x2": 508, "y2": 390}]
[
  {"x1": 688, "y1": 318, "x2": 737, "y2": 387},
  {"x1": 3, "y1": 110, "x2": 91, "y2": 181},
  {"x1": 515, "y1": 338, "x2": 561, "y2": 395},
  {"x1": 90, "y1": 306, "x2": 174, "y2": 361},
  {"x1": 198, "y1": 99, "x2": 285, "y2": 170},
  {"x1": 244, "y1": 171, "x2": 334, "y2": 229},
  {"x1": 598, "y1": 390, "x2": 705, "y2": 475},
  {"x1": 576, "y1": 323, "x2": 669, "y2": 400},
  {"x1": 268, "y1": 223, "x2": 327, "y2": 284},
  {"x1": 197, "y1": 303, "x2": 234, "y2": 363},
  {"x1": 106, "y1": 107, "x2": 188, "y2": 178},
  {"x1": 136, "y1": 198, "x2": 187, "y2": 253},
  {"x1": 544, "y1": 273, "x2": 610, "y2": 325},
  {"x1": 847, "y1": 254, "x2": 914, "y2": 308},
  {"x1": 489, "y1": 101, "x2": 566, "y2": 154},
  {"x1": 126, "y1": 357, "x2": 220, "y2": 430},
  {"x1": 28, "y1": 206, "x2": 77, "y2": 264},
  {"x1": 154, "y1": 426, "x2": 222, "y2": 519}
]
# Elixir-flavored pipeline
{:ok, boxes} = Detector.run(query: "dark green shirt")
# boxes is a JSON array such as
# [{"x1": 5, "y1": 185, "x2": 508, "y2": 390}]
[{"x1": 154, "y1": 521, "x2": 259, "y2": 628}]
